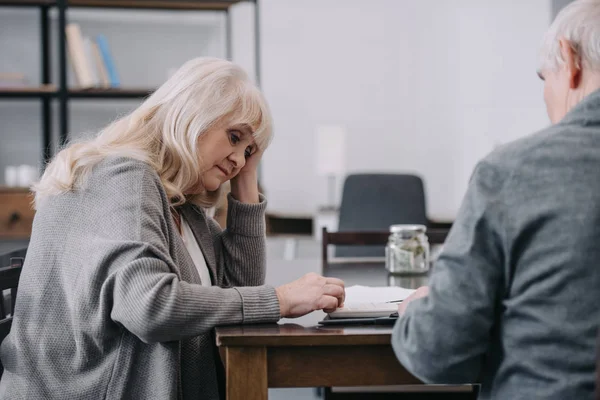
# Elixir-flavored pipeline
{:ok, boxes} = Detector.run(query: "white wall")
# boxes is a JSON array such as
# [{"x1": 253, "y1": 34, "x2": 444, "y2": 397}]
[{"x1": 259, "y1": 0, "x2": 552, "y2": 220}]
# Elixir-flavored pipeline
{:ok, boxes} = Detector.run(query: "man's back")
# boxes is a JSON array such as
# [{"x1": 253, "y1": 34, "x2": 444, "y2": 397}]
[
  {"x1": 483, "y1": 105, "x2": 600, "y2": 398},
  {"x1": 392, "y1": 89, "x2": 600, "y2": 399}
]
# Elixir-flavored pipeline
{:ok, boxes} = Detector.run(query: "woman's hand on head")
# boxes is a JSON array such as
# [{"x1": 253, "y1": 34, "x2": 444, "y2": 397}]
[
  {"x1": 237, "y1": 145, "x2": 264, "y2": 178},
  {"x1": 229, "y1": 147, "x2": 264, "y2": 204},
  {"x1": 275, "y1": 273, "x2": 345, "y2": 318}
]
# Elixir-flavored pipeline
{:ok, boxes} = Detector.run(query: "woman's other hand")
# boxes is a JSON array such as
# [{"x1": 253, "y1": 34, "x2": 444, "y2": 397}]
[{"x1": 275, "y1": 273, "x2": 345, "y2": 318}]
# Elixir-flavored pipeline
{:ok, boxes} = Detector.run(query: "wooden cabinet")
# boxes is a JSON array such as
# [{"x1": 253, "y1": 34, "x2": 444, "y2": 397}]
[{"x1": 0, "y1": 188, "x2": 35, "y2": 239}]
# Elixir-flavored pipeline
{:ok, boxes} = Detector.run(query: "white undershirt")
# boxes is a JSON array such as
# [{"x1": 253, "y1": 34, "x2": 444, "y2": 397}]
[{"x1": 180, "y1": 216, "x2": 212, "y2": 287}]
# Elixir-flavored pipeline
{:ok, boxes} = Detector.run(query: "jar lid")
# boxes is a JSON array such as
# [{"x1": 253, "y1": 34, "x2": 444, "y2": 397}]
[{"x1": 389, "y1": 224, "x2": 427, "y2": 234}]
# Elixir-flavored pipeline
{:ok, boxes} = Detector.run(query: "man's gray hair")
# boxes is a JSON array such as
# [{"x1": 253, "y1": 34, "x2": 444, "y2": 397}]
[{"x1": 539, "y1": 0, "x2": 600, "y2": 71}]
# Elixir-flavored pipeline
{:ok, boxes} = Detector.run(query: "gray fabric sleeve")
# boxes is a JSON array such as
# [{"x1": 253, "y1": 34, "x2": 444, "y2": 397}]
[
  {"x1": 207, "y1": 193, "x2": 281, "y2": 323},
  {"x1": 391, "y1": 160, "x2": 508, "y2": 384},
  {"x1": 208, "y1": 193, "x2": 268, "y2": 287},
  {"x1": 108, "y1": 165, "x2": 279, "y2": 344}
]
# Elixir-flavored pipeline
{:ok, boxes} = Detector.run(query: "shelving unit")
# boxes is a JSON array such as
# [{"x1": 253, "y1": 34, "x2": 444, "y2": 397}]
[
  {"x1": 0, "y1": 1, "x2": 244, "y2": 9},
  {"x1": 0, "y1": 86, "x2": 153, "y2": 98},
  {"x1": 0, "y1": 0, "x2": 259, "y2": 164}
]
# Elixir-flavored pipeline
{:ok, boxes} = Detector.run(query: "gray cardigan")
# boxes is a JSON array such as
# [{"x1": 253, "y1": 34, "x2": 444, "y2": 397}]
[
  {"x1": 0, "y1": 157, "x2": 281, "y2": 399},
  {"x1": 392, "y1": 89, "x2": 600, "y2": 399}
]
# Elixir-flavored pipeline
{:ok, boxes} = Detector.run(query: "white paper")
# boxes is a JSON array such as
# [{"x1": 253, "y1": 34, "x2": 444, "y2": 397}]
[{"x1": 344, "y1": 285, "x2": 415, "y2": 306}]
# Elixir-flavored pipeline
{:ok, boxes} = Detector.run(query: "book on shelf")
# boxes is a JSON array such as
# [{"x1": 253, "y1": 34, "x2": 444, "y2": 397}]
[
  {"x1": 82, "y1": 36, "x2": 101, "y2": 87},
  {"x1": 65, "y1": 23, "x2": 95, "y2": 89},
  {"x1": 96, "y1": 34, "x2": 121, "y2": 88},
  {"x1": 65, "y1": 24, "x2": 120, "y2": 90},
  {"x1": 91, "y1": 41, "x2": 111, "y2": 88}
]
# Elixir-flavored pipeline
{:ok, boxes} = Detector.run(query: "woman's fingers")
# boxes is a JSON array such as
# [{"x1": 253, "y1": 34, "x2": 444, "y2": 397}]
[
  {"x1": 319, "y1": 295, "x2": 339, "y2": 313},
  {"x1": 323, "y1": 277, "x2": 345, "y2": 307},
  {"x1": 322, "y1": 284, "x2": 345, "y2": 309},
  {"x1": 325, "y1": 277, "x2": 345, "y2": 288},
  {"x1": 323, "y1": 283, "x2": 344, "y2": 297}
]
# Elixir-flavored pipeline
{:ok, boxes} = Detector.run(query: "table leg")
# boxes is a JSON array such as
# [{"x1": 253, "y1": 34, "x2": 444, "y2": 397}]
[{"x1": 225, "y1": 346, "x2": 267, "y2": 400}]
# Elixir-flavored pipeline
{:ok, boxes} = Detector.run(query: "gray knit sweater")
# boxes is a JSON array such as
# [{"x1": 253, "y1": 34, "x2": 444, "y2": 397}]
[
  {"x1": 0, "y1": 157, "x2": 281, "y2": 399},
  {"x1": 392, "y1": 89, "x2": 600, "y2": 399}
]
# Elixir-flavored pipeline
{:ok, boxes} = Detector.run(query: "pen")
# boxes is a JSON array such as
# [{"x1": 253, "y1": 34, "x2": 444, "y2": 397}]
[{"x1": 386, "y1": 299, "x2": 404, "y2": 303}]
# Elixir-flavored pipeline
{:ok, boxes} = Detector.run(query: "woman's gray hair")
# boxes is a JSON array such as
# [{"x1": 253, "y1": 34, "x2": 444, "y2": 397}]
[
  {"x1": 539, "y1": 0, "x2": 600, "y2": 71},
  {"x1": 33, "y1": 57, "x2": 273, "y2": 209}
]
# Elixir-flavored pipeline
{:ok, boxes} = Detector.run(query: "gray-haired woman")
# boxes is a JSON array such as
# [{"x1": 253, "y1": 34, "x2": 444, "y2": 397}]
[{"x1": 0, "y1": 57, "x2": 345, "y2": 399}]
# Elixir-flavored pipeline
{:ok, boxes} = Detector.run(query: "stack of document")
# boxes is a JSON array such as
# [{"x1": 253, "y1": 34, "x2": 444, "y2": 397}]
[{"x1": 328, "y1": 286, "x2": 415, "y2": 319}]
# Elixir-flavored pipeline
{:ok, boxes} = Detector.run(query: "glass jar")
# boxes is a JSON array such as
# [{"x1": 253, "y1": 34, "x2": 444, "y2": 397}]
[
  {"x1": 387, "y1": 273, "x2": 429, "y2": 289},
  {"x1": 385, "y1": 224, "x2": 430, "y2": 275}
]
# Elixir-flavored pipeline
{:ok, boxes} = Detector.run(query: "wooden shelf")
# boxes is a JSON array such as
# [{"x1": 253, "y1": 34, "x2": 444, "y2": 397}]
[
  {"x1": 0, "y1": 0, "x2": 53, "y2": 6},
  {"x1": 0, "y1": 0, "x2": 250, "y2": 9},
  {"x1": 0, "y1": 186, "x2": 31, "y2": 193},
  {"x1": 0, "y1": 85, "x2": 56, "y2": 98},
  {"x1": 67, "y1": 87, "x2": 154, "y2": 98},
  {"x1": 68, "y1": 0, "x2": 248, "y2": 10},
  {"x1": 0, "y1": 86, "x2": 154, "y2": 99}
]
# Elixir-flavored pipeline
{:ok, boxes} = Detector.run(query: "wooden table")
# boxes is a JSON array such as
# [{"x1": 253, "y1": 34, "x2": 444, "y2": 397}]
[{"x1": 216, "y1": 261, "x2": 432, "y2": 399}]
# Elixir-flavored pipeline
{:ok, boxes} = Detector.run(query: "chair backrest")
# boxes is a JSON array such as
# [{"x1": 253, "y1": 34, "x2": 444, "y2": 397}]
[
  {"x1": 0, "y1": 247, "x2": 27, "y2": 272},
  {"x1": 322, "y1": 227, "x2": 448, "y2": 269},
  {"x1": 0, "y1": 256, "x2": 24, "y2": 378},
  {"x1": 336, "y1": 174, "x2": 428, "y2": 257},
  {"x1": 596, "y1": 329, "x2": 600, "y2": 400}
]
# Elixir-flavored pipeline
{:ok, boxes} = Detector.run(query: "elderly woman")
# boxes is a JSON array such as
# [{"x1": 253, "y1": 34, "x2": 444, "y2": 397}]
[
  {"x1": 0, "y1": 58, "x2": 345, "y2": 399},
  {"x1": 392, "y1": 1, "x2": 600, "y2": 399}
]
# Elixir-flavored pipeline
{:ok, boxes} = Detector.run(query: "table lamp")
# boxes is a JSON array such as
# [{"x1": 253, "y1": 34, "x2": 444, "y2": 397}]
[{"x1": 315, "y1": 125, "x2": 346, "y2": 209}]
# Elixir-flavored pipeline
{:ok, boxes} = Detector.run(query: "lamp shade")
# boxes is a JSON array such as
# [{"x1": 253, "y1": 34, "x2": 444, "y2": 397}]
[{"x1": 315, "y1": 125, "x2": 346, "y2": 176}]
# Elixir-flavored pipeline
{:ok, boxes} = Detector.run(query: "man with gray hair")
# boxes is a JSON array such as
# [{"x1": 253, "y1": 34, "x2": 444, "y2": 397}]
[{"x1": 392, "y1": 1, "x2": 600, "y2": 399}]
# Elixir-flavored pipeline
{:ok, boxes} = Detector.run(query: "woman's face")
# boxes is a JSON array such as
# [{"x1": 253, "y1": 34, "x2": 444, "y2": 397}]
[{"x1": 192, "y1": 119, "x2": 257, "y2": 193}]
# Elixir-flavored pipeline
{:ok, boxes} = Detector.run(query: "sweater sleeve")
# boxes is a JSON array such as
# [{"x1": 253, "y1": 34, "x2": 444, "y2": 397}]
[
  {"x1": 105, "y1": 162, "x2": 278, "y2": 344},
  {"x1": 206, "y1": 193, "x2": 281, "y2": 322},
  {"x1": 391, "y1": 160, "x2": 508, "y2": 383},
  {"x1": 208, "y1": 193, "x2": 268, "y2": 287}
]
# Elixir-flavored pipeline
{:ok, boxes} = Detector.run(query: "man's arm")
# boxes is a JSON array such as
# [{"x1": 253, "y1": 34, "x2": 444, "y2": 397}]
[{"x1": 392, "y1": 160, "x2": 508, "y2": 384}]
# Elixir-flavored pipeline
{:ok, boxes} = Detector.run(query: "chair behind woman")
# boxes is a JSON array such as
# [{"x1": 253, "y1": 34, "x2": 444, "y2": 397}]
[
  {"x1": 0, "y1": 258, "x2": 23, "y2": 378},
  {"x1": 596, "y1": 328, "x2": 600, "y2": 400}
]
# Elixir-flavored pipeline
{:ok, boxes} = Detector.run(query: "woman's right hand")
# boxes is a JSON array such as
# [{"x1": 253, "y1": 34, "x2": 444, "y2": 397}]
[{"x1": 275, "y1": 273, "x2": 345, "y2": 318}]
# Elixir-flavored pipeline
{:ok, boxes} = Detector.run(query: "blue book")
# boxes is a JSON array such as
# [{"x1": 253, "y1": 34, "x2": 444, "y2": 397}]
[{"x1": 96, "y1": 35, "x2": 120, "y2": 88}]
